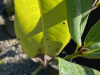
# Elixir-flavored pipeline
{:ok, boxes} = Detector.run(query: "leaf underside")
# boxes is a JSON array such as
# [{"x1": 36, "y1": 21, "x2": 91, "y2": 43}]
[
  {"x1": 14, "y1": 0, "x2": 70, "y2": 57},
  {"x1": 58, "y1": 58, "x2": 100, "y2": 75},
  {"x1": 66, "y1": 0, "x2": 93, "y2": 46}
]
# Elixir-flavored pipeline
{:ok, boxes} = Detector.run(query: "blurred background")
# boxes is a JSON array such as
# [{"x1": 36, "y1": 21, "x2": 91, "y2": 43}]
[{"x1": 0, "y1": 0, "x2": 45, "y2": 75}]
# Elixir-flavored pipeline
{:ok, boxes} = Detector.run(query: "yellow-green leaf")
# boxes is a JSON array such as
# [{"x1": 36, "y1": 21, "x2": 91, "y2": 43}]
[{"x1": 14, "y1": 0, "x2": 70, "y2": 58}]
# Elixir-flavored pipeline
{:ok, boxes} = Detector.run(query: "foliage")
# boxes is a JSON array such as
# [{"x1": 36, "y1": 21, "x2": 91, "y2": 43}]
[
  {"x1": 66, "y1": 0, "x2": 93, "y2": 46},
  {"x1": 58, "y1": 58, "x2": 100, "y2": 75},
  {"x1": 14, "y1": 0, "x2": 70, "y2": 57},
  {"x1": 14, "y1": 0, "x2": 100, "y2": 75},
  {"x1": 81, "y1": 20, "x2": 100, "y2": 59}
]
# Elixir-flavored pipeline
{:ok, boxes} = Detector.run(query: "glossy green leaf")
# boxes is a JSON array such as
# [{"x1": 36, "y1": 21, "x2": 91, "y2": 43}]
[
  {"x1": 14, "y1": 0, "x2": 71, "y2": 58},
  {"x1": 81, "y1": 20, "x2": 100, "y2": 59},
  {"x1": 66, "y1": 0, "x2": 93, "y2": 46},
  {"x1": 80, "y1": 50, "x2": 100, "y2": 59},
  {"x1": 84, "y1": 20, "x2": 100, "y2": 47},
  {"x1": 58, "y1": 58, "x2": 100, "y2": 75}
]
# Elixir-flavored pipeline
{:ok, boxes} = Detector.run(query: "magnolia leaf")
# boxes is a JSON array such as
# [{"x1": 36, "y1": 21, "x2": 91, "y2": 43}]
[
  {"x1": 66, "y1": 0, "x2": 93, "y2": 46},
  {"x1": 80, "y1": 0, "x2": 93, "y2": 35},
  {"x1": 58, "y1": 58, "x2": 100, "y2": 75},
  {"x1": 80, "y1": 50, "x2": 100, "y2": 59},
  {"x1": 14, "y1": 0, "x2": 70, "y2": 58},
  {"x1": 81, "y1": 20, "x2": 100, "y2": 59}
]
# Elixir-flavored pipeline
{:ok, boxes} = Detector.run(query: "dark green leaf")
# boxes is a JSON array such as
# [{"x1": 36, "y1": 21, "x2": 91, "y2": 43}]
[
  {"x1": 84, "y1": 20, "x2": 100, "y2": 47},
  {"x1": 66, "y1": 0, "x2": 93, "y2": 46},
  {"x1": 80, "y1": 50, "x2": 100, "y2": 59},
  {"x1": 80, "y1": 0, "x2": 93, "y2": 35},
  {"x1": 81, "y1": 20, "x2": 100, "y2": 59},
  {"x1": 58, "y1": 58, "x2": 100, "y2": 75}
]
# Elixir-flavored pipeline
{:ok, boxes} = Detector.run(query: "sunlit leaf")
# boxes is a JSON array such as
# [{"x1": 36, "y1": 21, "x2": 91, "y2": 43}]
[{"x1": 14, "y1": 0, "x2": 70, "y2": 57}]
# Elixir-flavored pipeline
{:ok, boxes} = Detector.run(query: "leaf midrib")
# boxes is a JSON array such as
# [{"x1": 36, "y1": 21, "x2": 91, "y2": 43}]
[{"x1": 38, "y1": 0, "x2": 45, "y2": 52}]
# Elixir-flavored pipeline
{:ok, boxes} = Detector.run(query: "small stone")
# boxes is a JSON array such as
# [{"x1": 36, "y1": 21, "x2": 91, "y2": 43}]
[
  {"x1": 15, "y1": 50, "x2": 19, "y2": 53},
  {"x1": 4, "y1": 40, "x2": 11, "y2": 48},
  {"x1": 10, "y1": 59, "x2": 15, "y2": 63},
  {"x1": 19, "y1": 53, "x2": 23, "y2": 58},
  {"x1": 0, "y1": 15, "x2": 5, "y2": 25},
  {"x1": 5, "y1": 57, "x2": 9, "y2": 61},
  {"x1": 18, "y1": 45, "x2": 22, "y2": 48},
  {"x1": 11, "y1": 39, "x2": 17, "y2": 45},
  {"x1": 9, "y1": 57, "x2": 13, "y2": 60},
  {"x1": 18, "y1": 49, "x2": 24, "y2": 53},
  {"x1": 15, "y1": 55, "x2": 20, "y2": 61},
  {"x1": 22, "y1": 54, "x2": 27, "y2": 59},
  {"x1": 9, "y1": 40, "x2": 13, "y2": 46},
  {"x1": 11, "y1": 46, "x2": 16, "y2": 51},
  {"x1": 3, "y1": 59, "x2": 7, "y2": 64}
]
